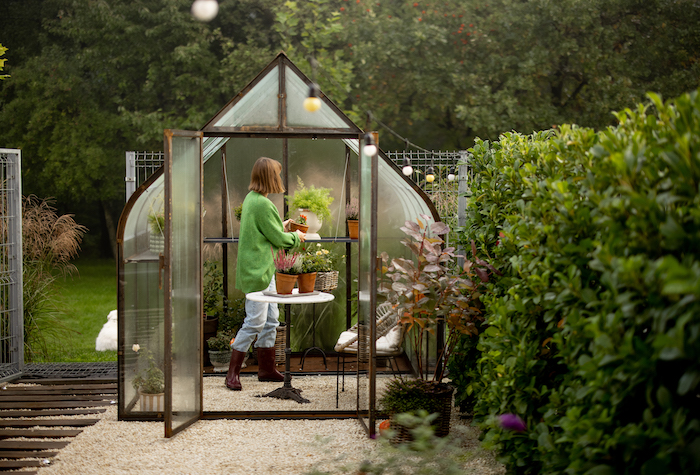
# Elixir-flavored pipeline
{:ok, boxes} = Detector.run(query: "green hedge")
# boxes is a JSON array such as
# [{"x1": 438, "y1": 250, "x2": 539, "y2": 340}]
[{"x1": 451, "y1": 90, "x2": 700, "y2": 474}]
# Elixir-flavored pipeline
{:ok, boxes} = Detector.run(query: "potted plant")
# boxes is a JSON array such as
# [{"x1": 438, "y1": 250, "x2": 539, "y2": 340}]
[
  {"x1": 302, "y1": 243, "x2": 338, "y2": 292},
  {"x1": 378, "y1": 215, "x2": 499, "y2": 438},
  {"x1": 285, "y1": 176, "x2": 334, "y2": 237},
  {"x1": 345, "y1": 198, "x2": 359, "y2": 239},
  {"x1": 147, "y1": 211, "x2": 164, "y2": 253},
  {"x1": 296, "y1": 246, "x2": 327, "y2": 293},
  {"x1": 289, "y1": 213, "x2": 309, "y2": 233},
  {"x1": 272, "y1": 248, "x2": 301, "y2": 294},
  {"x1": 202, "y1": 260, "x2": 225, "y2": 366},
  {"x1": 131, "y1": 345, "x2": 165, "y2": 412},
  {"x1": 207, "y1": 331, "x2": 237, "y2": 372}
]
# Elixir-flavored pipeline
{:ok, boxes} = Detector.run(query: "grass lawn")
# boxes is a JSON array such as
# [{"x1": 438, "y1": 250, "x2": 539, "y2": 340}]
[{"x1": 42, "y1": 257, "x2": 118, "y2": 362}]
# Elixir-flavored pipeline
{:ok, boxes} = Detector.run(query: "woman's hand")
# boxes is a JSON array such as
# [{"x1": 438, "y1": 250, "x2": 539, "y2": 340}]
[
  {"x1": 283, "y1": 219, "x2": 292, "y2": 232},
  {"x1": 296, "y1": 230, "x2": 306, "y2": 242}
]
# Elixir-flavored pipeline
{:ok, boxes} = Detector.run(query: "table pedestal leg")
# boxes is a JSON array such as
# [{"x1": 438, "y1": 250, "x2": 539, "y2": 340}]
[{"x1": 262, "y1": 303, "x2": 310, "y2": 404}]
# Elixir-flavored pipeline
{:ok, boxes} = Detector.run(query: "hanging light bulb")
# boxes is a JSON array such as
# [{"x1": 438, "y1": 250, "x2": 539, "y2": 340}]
[
  {"x1": 402, "y1": 157, "x2": 413, "y2": 176},
  {"x1": 191, "y1": 0, "x2": 219, "y2": 22},
  {"x1": 303, "y1": 83, "x2": 322, "y2": 112},
  {"x1": 363, "y1": 133, "x2": 378, "y2": 156},
  {"x1": 426, "y1": 165, "x2": 435, "y2": 183},
  {"x1": 447, "y1": 167, "x2": 456, "y2": 181}
]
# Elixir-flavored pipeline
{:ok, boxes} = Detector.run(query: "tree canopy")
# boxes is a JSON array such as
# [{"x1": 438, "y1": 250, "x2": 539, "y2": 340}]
[{"x1": 0, "y1": 0, "x2": 698, "y2": 255}]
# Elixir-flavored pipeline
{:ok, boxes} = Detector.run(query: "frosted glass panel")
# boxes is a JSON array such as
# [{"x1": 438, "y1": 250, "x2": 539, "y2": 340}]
[
  {"x1": 214, "y1": 66, "x2": 279, "y2": 127},
  {"x1": 285, "y1": 66, "x2": 352, "y2": 129},
  {"x1": 119, "y1": 170, "x2": 166, "y2": 420},
  {"x1": 166, "y1": 133, "x2": 202, "y2": 436}
]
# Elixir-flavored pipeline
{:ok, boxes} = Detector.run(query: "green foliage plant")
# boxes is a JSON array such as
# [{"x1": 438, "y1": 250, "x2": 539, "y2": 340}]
[
  {"x1": 458, "y1": 90, "x2": 700, "y2": 474},
  {"x1": 131, "y1": 345, "x2": 165, "y2": 394},
  {"x1": 306, "y1": 411, "x2": 484, "y2": 475},
  {"x1": 286, "y1": 176, "x2": 334, "y2": 223},
  {"x1": 203, "y1": 260, "x2": 225, "y2": 317},
  {"x1": 206, "y1": 331, "x2": 234, "y2": 352}
]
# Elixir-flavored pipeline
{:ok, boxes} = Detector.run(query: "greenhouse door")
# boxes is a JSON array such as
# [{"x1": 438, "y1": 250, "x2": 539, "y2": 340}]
[
  {"x1": 163, "y1": 130, "x2": 203, "y2": 437},
  {"x1": 358, "y1": 138, "x2": 379, "y2": 437}
]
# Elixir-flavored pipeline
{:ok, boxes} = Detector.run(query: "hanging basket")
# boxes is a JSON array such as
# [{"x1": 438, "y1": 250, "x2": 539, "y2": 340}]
[{"x1": 314, "y1": 270, "x2": 338, "y2": 292}]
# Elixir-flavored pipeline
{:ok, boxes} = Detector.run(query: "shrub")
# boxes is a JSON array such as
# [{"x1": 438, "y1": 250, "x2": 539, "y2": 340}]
[
  {"x1": 455, "y1": 90, "x2": 700, "y2": 474},
  {"x1": 21, "y1": 196, "x2": 86, "y2": 361}
]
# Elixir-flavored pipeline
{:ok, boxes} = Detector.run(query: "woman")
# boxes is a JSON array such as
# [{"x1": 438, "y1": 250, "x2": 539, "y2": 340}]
[{"x1": 226, "y1": 157, "x2": 306, "y2": 391}]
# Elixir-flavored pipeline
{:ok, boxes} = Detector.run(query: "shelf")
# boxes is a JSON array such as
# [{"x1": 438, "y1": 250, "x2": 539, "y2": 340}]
[
  {"x1": 124, "y1": 250, "x2": 161, "y2": 263},
  {"x1": 203, "y1": 237, "x2": 357, "y2": 244}
]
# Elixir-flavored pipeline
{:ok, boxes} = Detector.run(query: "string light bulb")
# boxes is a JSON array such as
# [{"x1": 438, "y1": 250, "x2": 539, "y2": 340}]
[
  {"x1": 402, "y1": 157, "x2": 413, "y2": 176},
  {"x1": 426, "y1": 165, "x2": 435, "y2": 183},
  {"x1": 363, "y1": 133, "x2": 378, "y2": 157},
  {"x1": 447, "y1": 167, "x2": 456, "y2": 181},
  {"x1": 191, "y1": 0, "x2": 219, "y2": 22},
  {"x1": 303, "y1": 83, "x2": 322, "y2": 112}
]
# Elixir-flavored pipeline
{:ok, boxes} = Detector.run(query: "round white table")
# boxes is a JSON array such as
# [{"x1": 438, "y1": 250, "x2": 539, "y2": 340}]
[{"x1": 246, "y1": 289, "x2": 335, "y2": 403}]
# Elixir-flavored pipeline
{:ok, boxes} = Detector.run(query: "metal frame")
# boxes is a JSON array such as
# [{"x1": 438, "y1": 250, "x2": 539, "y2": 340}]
[{"x1": 0, "y1": 149, "x2": 23, "y2": 382}]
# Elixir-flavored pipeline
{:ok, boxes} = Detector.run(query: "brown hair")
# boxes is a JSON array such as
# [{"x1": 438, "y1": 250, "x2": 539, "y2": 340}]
[{"x1": 248, "y1": 157, "x2": 285, "y2": 194}]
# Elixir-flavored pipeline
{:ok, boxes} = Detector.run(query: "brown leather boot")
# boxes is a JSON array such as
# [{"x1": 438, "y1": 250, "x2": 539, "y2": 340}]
[
  {"x1": 257, "y1": 347, "x2": 284, "y2": 382},
  {"x1": 225, "y1": 349, "x2": 248, "y2": 390}
]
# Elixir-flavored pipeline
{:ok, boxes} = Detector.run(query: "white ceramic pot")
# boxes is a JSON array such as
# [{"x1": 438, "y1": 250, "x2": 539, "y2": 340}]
[
  {"x1": 139, "y1": 391, "x2": 164, "y2": 412},
  {"x1": 298, "y1": 209, "x2": 322, "y2": 240}
]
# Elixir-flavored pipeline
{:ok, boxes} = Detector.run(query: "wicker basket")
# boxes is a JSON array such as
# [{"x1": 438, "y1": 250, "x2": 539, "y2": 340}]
[
  {"x1": 314, "y1": 270, "x2": 339, "y2": 292},
  {"x1": 389, "y1": 383, "x2": 454, "y2": 443},
  {"x1": 275, "y1": 323, "x2": 286, "y2": 365}
]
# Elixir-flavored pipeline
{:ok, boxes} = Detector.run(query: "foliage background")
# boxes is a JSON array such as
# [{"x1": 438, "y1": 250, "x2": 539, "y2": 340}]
[
  {"x1": 1, "y1": 0, "x2": 698, "y2": 257},
  {"x1": 450, "y1": 90, "x2": 700, "y2": 474}
]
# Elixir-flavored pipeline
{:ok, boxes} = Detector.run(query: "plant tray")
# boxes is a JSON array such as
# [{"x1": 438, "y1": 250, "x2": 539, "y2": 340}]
[{"x1": 262, "y1": 290, "x2": 321, "y2": 298}]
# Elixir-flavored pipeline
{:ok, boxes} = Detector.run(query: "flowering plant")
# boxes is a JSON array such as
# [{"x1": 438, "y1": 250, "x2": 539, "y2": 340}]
[
  {"x1": 379, "y1": 215, "x2": 499, "y2": 381},
  {"x1": 131, "y1": 344, "x2": 165, "y2": 394},
  {"x1": 297, "y1": 214, "x2": 307, "y2": 225},
  {"x1": 272, "y1": 248, "x2": 302, "y2": 274},
  {"x1": 345, "y1": 198, "x2": 359, "y2": 220},
  {"x1": 300, "y1": 244, "x2": 333, "y2": 273}
]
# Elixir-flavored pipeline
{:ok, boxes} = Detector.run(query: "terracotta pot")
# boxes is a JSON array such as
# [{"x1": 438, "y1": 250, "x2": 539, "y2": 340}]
[
  {"x1": 297, "y1": 272, "x2": 317, "y2": 293},
  {"x1": 275, "y1": 272, "x2": 298, "y2": 294},
  {"x1": 347, "y1": 219, "x2": 359, "y2": 239},
  {"x1": 290, "y1": 221, "x2": 309, "y2": 233}
]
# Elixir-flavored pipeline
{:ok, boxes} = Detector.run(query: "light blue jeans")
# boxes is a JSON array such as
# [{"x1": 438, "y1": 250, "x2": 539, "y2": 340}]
[{"x1": 232, "y1": 277, "x2": 279, "y2": 352}]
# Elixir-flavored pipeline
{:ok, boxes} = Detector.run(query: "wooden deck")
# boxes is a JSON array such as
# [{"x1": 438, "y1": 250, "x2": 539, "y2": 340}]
[{"x1": 0, "y1": 379, "x2": 116, "y2": 474}]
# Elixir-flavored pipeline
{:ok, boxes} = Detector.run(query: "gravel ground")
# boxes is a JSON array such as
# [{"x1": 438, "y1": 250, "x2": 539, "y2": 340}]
[{"x1": 16, "y1": 377, "x2": 505, "y2": 475}]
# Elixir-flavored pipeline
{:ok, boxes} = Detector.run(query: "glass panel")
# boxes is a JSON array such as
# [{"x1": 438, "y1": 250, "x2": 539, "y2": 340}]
[
  {"x1": 287, "y1": 139, "x2": 351, "y2": 353},
  {"x1": 119, "y1": 172, "x2": 165, "y2": 420},
  {"x1": 165, "y1": 132, "x2": 202, "y2": 436},
  {"x1": 285, "y1": 66, "x2": 353, "y2": 129},
  {"x1": 214, "y1": 66, "x2": 279, "y2": 128}
]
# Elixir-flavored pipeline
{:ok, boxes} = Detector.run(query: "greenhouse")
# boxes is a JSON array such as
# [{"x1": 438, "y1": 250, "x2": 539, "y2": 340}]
[{"x1": 116, "y1": 52, "x2": 438, "y2": 437}]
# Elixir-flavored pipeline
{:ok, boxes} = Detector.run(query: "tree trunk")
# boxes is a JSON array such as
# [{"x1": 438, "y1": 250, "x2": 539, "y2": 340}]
[{"x1": 100, "y1": 200, "x2": 117, "y2": 258}]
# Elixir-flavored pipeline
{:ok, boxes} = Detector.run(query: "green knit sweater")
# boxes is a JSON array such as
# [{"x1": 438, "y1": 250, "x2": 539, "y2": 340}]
[{"x1": 235, "y1": 191, "x2": 301, "y2": 294}]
